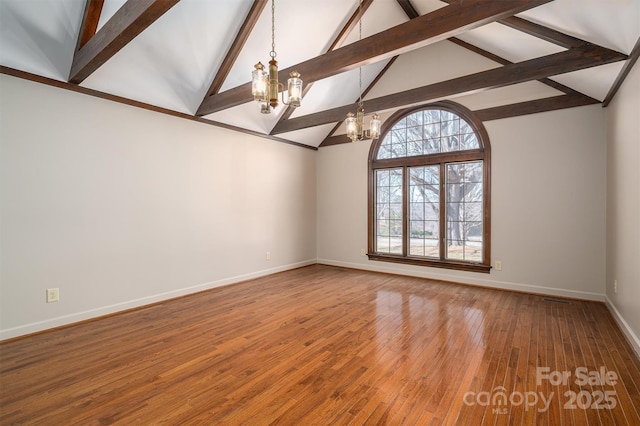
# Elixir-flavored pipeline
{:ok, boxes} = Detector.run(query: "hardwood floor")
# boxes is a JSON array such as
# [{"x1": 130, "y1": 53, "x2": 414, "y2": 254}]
[{"x1": 1, "y1": 264, "x2": 639, "y2": 425}]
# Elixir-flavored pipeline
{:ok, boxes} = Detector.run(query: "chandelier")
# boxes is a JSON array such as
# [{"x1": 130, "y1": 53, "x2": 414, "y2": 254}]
[
  {"x1": 251, "y1": 0, "x2": 302, "y2": 114},
  {"x1": 346, "y1": 1, "x2": 381, "y2": 142}
]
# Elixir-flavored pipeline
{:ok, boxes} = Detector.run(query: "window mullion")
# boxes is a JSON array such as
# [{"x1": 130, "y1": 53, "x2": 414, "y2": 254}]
[
  {"x1": 402, "y1": 166, "x2": 409, "y2": 257},
  {"x1": 439, "y1": 162, "x2": 446, "y2": 261}
]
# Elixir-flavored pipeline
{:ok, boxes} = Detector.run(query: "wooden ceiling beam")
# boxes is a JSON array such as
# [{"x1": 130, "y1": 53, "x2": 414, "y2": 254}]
[
  {"x1": 603, "y1": 35, "x2": 640, "y2": 107},
  {"x1": 322, "y1": 0, "x2": 599, "y2": 146},
  {"x1": 320, "y1": 134, "x2": 351, "y2": 147},
  {"x1": 319, "y1": 0, "x2": 411, "y2": 146},
  {"x1": 272, "y1": 44, "x2": 626, "y2": 135},
  {"x1": 69, "y1": 0, "x2": 180, "y2": 84},
  {"x1": 474, "y1": 93, "x2": 599, "y2": 121},
  {"x1": 395, "y1": 0, "x2": 419, "y2": 19},
  {"x1": 315, "y1": 0, "x2": 407, "y2": 144},
  {"x1": 327, "y1": 0, "x2": 374, "y2": 52},
  {"x1": 403, "y1": 2, "x2": 598, "y2": 100},
  {"x1": 197, "y1": 0, "x2": 553, "y2": 116},
  {"x1": 319, "y1": 0, "x2": 420, "y2": 145},
  {"x1": 277, "y1": 0, "x2": 374, "y2": 122},
  {"x1": 320, "y1": 56, "x2": 398, "y2": 145},
  {"x1": 447, "y1": 38, "x2": 595, "y2": 98},
  {"x1": 201, "y1": 0, "x2": 267, "y2": 99},
  {"x1": 323, "y1": 0, "x2": 602, "y2": 145},
  {"x1": 498, "y1": 16, "x2": 585, "y2": 49},
  {"x1": 319, "y1": 92, "x2": 599, "y2": 147},
  {"x1": 75, "y1": 0, "x2": 105, "y2": 52},
  {"x1": 439, "y1": 0, "x2": 585, "y2": 48}
]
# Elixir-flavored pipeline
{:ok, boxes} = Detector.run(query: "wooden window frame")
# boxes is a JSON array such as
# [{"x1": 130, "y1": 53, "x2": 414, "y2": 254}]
[{"x1": 367, "y1": 101, "x2": 492, "y2": 273}]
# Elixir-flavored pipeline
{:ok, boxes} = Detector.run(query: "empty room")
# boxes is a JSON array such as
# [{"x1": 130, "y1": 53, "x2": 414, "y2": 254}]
[{"x1": 1, "y1": 0, "x2": 639, "y2": 424}]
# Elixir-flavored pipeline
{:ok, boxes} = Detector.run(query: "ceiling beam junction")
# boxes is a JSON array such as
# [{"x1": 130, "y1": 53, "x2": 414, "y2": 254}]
[
  {"x1": 395, "y1": 0, "x2": 419, "y2": 19},
  {"x1": 201, "y1": 0, "x2": 268, "y2": 99},
  {"x1": 603, "y1": 35, "x2": 640, "y2": 107},
  {"x1": 75, "y1": 0, "x2": 105, "y2": 52},
  {"x1": 321, "y1": 56, "x2": 399, "y2": 146},
  {"x1": 321, "y1": 0, "x2": 598, "y2": 147},
  {"x1": 197, "y1": 0, "x2": 553, "y2": 116},
  {"x1": 273, "y1": 44, "x2": 626, "y2": 135},
  {"x1": 276, "y1": 0, "x2": 375, "y2": 123},
  {"x1": 69, "y1": 0, "x2": 180, "y2": 84}
]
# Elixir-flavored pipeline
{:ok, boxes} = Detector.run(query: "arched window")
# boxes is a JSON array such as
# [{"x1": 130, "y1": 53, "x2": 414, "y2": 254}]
[{"x1": 368, "y1": 101, "x2": 491, "y2": 273}]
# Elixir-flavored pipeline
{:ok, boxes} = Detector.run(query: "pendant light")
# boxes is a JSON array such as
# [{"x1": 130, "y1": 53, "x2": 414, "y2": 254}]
[
  {"x1": 346, "y1": 0, "x2": 381, "y2": 142},
  {"x1": 251, "y1": 0, "x2": 302, "y2": 114}
]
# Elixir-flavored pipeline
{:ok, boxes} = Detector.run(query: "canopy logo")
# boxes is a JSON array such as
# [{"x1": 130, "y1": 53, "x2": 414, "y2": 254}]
[
  {"x1": 462, "y1": 366, "x2": 619, "y2": 414},
  {"x1": 463, "y1": 387, "x2": 552, "y2": 413}
]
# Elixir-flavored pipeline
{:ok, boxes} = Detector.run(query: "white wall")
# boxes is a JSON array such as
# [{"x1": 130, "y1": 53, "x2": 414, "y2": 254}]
[
  {"x1": 318, "y1": 104, "x2": 607, "y2": 301},
  {"x1": 0, "y1": 74, "x2": 317, "y2": 339},
  {"x1": 605, "y1": 62, "x2": 640, "y2": 355}
]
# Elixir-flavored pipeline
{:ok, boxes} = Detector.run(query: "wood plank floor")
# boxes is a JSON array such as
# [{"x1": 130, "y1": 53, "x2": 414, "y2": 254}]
[{"x1": 1, "y1": 264, "x2": 639, "y2": 425}]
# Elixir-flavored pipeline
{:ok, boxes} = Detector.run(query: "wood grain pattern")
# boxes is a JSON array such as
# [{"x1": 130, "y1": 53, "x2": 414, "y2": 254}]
[{"x1": 1, "y1": 265, "x2": 639, "y2": 425}]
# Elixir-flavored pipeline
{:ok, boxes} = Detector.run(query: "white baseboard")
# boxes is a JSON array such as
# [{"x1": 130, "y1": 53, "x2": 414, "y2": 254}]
[
  {"x1": 5, "y1": 259, "x2": 623, "y2": 345},
  {"x1": 0, "y1": 259, "x2": 316, "y2": 341},
  {"x1": 317, "y1": 258, "x2": 605, "y2": 302},
  {"x1": 605, "y1": 296, "x2": 640, "y2": 359}
]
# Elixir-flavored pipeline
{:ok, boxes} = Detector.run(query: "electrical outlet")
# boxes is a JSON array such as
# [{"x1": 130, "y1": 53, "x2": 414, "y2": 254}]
[
  {"x1": 46, "y1": 288, "x2": 59, "y2": 303},
  {"x1": 266, "y1": 251, "x2": 271, "y2": 261},
  {"x1": 614, "y1": 280, "x2": 617, "y2": 293},
  {"x1": 495, "y1": 260, "x2": 502, "y2": 271},
  {"x1": 361, "y1": 249, "x2": 366, "y2": 256}
]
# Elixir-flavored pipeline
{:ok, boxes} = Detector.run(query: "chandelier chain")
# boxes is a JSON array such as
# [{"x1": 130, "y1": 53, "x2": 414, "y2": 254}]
[
  {"x1": 358, "y1": 0, "x2": 363, "y2": 108},
  {"x1": 346, "y1": 0, "x2": 380, "y2": 141},
  {"x1": 270, "y1": 0, "x2": 276, "y2": 59},
  {"x1": 251, "y1": 0, "x2": 302, "y2": 113}
]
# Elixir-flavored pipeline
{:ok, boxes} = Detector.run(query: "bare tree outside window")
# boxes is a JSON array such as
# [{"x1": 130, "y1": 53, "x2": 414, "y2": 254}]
[{"x1": 368, "y1": 102, "x2": 491, "y2": 273}]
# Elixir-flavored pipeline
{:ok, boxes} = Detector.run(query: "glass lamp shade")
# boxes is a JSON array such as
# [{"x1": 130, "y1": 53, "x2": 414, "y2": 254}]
[
  {"x1": 346, "y1": 112, "x2": 358, "y2": 142},
  {"x1": 369, "y1": 113, "x2": 381, "y2": 139},
  {"x1": 287, "y1": 71, "x2": 302, "y2": 107},
  {"x1": 252, "y1": 62, "x2": 268, "y2": 102}
]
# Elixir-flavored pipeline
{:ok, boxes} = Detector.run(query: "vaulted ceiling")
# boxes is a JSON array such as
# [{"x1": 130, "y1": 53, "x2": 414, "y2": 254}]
[{"x1": 1, "y1": 0, "x2": 638, "y2": 150}]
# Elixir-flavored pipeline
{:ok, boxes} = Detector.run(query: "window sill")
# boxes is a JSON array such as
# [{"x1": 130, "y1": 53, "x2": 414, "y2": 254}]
[{"x1": 367, "y1": 253, "x2": 492, "y2": 274}]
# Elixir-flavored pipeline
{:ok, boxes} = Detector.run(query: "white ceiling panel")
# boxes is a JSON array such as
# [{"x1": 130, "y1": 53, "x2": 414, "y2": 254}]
[
  {"x1": 411, "y1": 0, "x2": 448, "y2": 15},
  {"x1": 278, "y1": 123, "x2": 339, "y2": 148},
  {"x1": 0, "y1": 0, "x2": 82, "y2": 80},
  {"x1": 96, "y1": 0, "x2": 128, "y2": 31},
  {"x1": 340, "y1": 0, "x2": 409, "y2": 46},
  {"x1": 205, "y1": 100, "x2": 287, "y2": 135},
  {"x1": 550, "y1": 62, "x2": 626, "y2": 101},
  {"x1": 519, "y1": 0, "x2": 640, "y2": 54}
]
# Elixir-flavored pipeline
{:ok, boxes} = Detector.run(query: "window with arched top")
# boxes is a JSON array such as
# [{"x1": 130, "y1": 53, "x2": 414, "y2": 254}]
[{"x1": 368, "y1": 101, "x2": 491, "y2": 273}]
